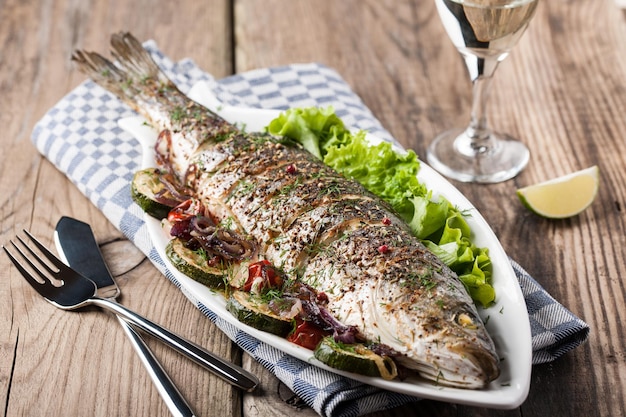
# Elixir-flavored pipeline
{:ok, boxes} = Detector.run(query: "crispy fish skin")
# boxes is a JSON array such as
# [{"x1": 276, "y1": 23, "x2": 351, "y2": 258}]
[{"x1": 72, "y1": 32, "x2": 500, "y2": 388}]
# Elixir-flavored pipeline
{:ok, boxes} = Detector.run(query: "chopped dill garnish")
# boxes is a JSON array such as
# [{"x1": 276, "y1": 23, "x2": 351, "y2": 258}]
[
  {"x1": 170, "y1": 106, "x2": 185, "y2": 123},
  {"x1": 278, "y1": 176, "x2": 303, "y2": 195}
]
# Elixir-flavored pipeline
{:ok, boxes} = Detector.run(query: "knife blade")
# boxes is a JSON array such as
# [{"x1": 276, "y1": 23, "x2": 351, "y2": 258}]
[
  {"x1": 54, "y1": 216, "x2": 197, "y2": 417},
  {"x1": 54, "y1": 216, "x2": 120, "y2": 299}
]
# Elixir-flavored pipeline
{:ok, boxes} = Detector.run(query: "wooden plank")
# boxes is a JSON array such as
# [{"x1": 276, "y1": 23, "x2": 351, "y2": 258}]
[{"x1": 0, "y1": 0, "x2": 237, "y2": 416}]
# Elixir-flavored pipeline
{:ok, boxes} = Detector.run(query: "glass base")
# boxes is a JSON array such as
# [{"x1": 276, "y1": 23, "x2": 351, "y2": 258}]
[{"x1": 426, "y1": 128, "x2": 529, "y2": 183}]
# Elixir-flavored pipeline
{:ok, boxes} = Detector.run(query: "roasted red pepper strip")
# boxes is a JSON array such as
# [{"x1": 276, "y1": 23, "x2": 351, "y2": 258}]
[
  {"x1": 287, "y1": 319, "x2": 329, "y2": 350},
  {"x1": 167, "y1": 198, "x2": 202, "y2": 223},
  {"x1": 243, "y1": 260, "x2": 283, "y2": 292}
]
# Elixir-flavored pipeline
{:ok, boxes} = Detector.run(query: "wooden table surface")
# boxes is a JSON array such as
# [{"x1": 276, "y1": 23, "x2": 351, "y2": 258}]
[{"x1": 1, "y1": 1, "x2": 625, "y2": 416}]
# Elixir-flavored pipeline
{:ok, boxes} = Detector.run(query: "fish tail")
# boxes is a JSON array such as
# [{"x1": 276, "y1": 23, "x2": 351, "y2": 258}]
[{"x1": 72, "y1": 32, "x2": 175, "y2": 112}]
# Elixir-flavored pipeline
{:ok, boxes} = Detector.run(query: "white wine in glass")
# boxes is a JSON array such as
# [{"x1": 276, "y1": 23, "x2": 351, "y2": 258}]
[{"x1": 428, "y1": 0, "x2": 538, "y2": 183}]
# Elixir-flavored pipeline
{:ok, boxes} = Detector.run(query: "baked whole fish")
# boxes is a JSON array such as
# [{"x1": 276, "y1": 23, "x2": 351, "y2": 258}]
[{"x1": 72, "y1": 32, "x2": 500, "y2": 388}]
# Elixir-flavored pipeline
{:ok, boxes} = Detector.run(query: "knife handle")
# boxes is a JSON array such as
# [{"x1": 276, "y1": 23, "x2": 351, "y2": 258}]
[
  {"x1": 118, "y1": 316, "x2": 197, "y2": 417},
  {"x1": 91, "y1": 297, "x2": 259, "y2": 392}
]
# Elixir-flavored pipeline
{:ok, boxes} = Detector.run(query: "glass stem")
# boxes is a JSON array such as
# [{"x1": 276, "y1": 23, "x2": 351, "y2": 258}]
[
  {"x1": 468, "y1": 75, "x2": 493, "y2": 141},
  {"x1": 464, "y1": 56, "x2": 500, "y2": 147}
]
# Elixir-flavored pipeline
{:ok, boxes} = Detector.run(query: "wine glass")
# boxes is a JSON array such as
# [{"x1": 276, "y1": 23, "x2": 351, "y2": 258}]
[{"x1": 428, "y1": 0, "x2": 539, "y2": 183}]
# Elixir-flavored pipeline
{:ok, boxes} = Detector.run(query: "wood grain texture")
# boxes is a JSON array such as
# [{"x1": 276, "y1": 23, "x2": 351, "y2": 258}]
[
  {"x1": 1, "y1": 0, "x2": 625, "y2": 416},
  {"x1": 0, "y1": 1, "x2": 239, "y2": 416}
]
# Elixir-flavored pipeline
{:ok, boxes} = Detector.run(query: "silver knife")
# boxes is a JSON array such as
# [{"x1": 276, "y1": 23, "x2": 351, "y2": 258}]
[{"x1": 54, "y1": 216, "x2": 197, "y2": 417}]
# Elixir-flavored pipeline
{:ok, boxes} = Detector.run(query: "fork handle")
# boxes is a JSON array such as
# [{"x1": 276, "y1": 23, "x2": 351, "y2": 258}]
[
  {"x1": 91, "y1": 297, "x2": 259, "y2": 392},
  {"x1": 118, "y1": 316, "x2": 197, "y2": 417}
]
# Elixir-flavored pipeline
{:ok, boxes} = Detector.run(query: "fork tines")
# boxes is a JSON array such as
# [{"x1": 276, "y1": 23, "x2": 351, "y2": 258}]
[
  {"x1": 4, "y1": 229, "x2": 99, "y2": 305},
  {"x1": 4, "y1": 230, "x2": 61, "y2": 287}
]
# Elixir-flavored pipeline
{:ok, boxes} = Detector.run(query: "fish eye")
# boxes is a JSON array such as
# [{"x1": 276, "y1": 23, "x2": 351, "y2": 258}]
[{"x1": 456, "y1": 311, "x2": 478, "y2": 329}]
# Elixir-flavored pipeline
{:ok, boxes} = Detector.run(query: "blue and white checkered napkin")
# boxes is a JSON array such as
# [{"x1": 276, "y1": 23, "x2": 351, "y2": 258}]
[{"x1": 32, "y1": 41, "x2": 589, "y2": 416}]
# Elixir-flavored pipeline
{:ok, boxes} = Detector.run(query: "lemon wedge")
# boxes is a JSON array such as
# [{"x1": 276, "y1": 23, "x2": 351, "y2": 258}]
[{"x1": 516, "y1": 166, "x2": 599, "y2": 219}]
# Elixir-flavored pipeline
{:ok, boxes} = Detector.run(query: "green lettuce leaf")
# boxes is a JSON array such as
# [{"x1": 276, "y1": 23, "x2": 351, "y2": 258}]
[
  {"x1": 266, "y1": 106, "x2": 345, "y2": 160},
  {"x1": 424, "y1": 210, "x2": 495, "y2": 307},
  {"x1": 409, "y1": 194, "x2": 450, "y2": 239},
  {"x1": 322, "y1": 133, "x2": 427, "y2": 220},
  {"x1": 459, "y1": 249, "x2": 494, "y2": 308}
]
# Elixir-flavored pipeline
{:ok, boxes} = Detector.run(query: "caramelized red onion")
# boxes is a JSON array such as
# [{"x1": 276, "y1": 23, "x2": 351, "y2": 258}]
[
  {"x1": 169, "y1": 202, "x2": 257, "y2": 262},
  {"x1": 198, "y1": 229, "x2": 256, "y2": 261},
  {"x1": 190, "y1": 216, "x2": 216, "y2": 234},
  {"x1": 284, "y1": 282, "x2": 365, "y2": 345},
  {"x1": 154, "y1": 172, "x2": 190, "y2": 207},
  {"x1": 311, "y1": 301, "x2": 364, "y2": 344}
]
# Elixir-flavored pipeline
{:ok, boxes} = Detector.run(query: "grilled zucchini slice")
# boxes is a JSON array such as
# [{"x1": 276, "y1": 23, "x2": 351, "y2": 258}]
[
  {"x1": 165, "y1": 238, "x2": 225, "y2": 288},
  {"x1": 314, "y1": 337, "x2": 398, "y2": 380},
  {"x1": 226, "y1": 291, "x2": 294, "y2": 336},
  {"x1": 131, "y1": 168, "x2": 176, "y2": 219}
]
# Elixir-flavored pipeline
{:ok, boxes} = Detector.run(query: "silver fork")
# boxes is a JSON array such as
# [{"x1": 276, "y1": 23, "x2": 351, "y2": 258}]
[{"x1": 3, "y1": 230, "x2": 259, "y2": 392}]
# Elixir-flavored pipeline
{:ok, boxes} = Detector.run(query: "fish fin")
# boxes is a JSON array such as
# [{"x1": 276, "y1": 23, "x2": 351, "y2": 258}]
[
  {"x1": 109, "y1": 32, "x2": 164, "y2": 81},
  {"x1": 71, "y1": 32, "x2": 172, "y2": 106}
]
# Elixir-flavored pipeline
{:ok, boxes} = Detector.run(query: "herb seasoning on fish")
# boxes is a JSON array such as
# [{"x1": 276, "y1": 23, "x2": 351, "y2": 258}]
[{"x1": 73, "y1": 32, "x2": 500, "y2": 388}]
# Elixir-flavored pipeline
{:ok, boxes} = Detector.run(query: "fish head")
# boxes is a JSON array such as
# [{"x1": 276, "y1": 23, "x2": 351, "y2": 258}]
[
  {"x1": 371, "y1": 278, "x2": 501, "y2": 389},
  {"x1": 392, "y1": 302, "x2": 501, "y2": 388},
  {"x1": 422, "y1": 305, "x2": 501, "y2": 388}
]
